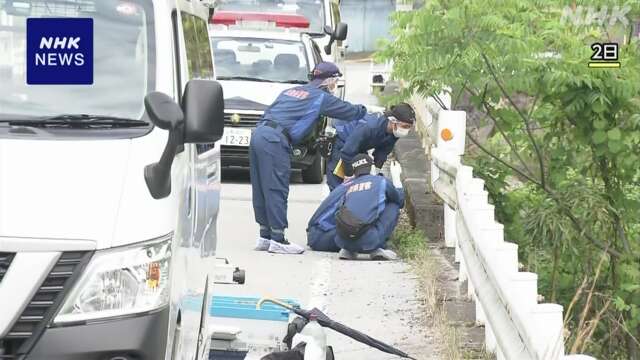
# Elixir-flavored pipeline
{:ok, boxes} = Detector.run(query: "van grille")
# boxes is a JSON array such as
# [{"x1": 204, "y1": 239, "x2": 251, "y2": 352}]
[
  {"x1": 221, "y1": 145, "x2": 250, "y2": 159},
  {"x1": 0, "y1": 252, "x2": 15, "y2": 284},
  {"x1": 1, "y1": 251, "x2": 92, "y2": 357},
  {"x1": 224, "y1": 112, "x2": 263, "y2": 128}
]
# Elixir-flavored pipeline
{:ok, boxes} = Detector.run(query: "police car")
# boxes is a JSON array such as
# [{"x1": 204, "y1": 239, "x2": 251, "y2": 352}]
[
  {"x1": 215, "y1": 0, "x2": 349, "y2": 98},
  {"x1": 210, "y1": 12, "x2": 338, "y2": 183}
]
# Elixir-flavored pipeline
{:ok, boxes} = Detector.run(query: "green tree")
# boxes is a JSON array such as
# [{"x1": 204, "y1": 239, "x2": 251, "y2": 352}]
[{"x1": 378, "y1": 0, "x2": 640, "y2": 358}]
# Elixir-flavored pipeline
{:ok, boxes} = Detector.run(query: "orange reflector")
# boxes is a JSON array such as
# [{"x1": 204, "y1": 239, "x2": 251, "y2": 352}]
[{"x1": 441, "y1": 128, "x2": 453, "y2": 141}]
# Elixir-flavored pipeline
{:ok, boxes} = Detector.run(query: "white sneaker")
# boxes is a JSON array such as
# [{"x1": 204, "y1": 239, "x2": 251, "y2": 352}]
[
  {"x1": 338, "y1": 249, "x2": 358, "y2": 260},
  {"x1": 254, "y1": 237, "x2": 271, "y2": 251},
  {"x1": 369, "y1": 248, "x2": 398, "y2": 261},
  {"x1": 268, "y1": 240, "x2": 305, "y2": 254}
]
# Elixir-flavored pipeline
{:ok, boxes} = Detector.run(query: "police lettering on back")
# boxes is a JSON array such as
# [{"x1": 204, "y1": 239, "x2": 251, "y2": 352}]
[
  {"x1": 284, "y1": 89, "x2": 309, "y2": 100},
  {"x1": 346, "y1": 181, "x2": 372, "y2": 195}
]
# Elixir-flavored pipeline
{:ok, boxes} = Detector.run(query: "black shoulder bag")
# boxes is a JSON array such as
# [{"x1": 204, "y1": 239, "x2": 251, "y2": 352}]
[{"x1": 335, "y1": 197, "x2": 372, "y2": 241}]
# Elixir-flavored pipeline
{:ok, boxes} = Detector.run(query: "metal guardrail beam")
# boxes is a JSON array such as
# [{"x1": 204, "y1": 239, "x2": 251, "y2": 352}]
[{"x1": 418, "y1": 99, "x2": 597, "y2": 360}]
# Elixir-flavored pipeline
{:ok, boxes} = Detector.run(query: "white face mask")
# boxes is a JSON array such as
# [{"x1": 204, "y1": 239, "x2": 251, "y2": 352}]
[
  {"x1": 320, "y1": 77, "x2": 338, "y2": 94},
  {"x1": 393, "y1": 124, "x2": 410, "y2": 138}
]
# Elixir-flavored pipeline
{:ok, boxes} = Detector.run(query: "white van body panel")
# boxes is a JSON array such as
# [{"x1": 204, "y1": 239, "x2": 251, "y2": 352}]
[
  {"x1": 0, "y1": 115, "x2": 181, "y2": 251},
  {"x1": 0, "y1": 0, "x2": 220, "y2": 358},
  {"x1": 111, "y1": 129, "x2": 180, "y2": 248},
  {"x1": 0, "y1": 139, "x2": 130, "y2": 246}
]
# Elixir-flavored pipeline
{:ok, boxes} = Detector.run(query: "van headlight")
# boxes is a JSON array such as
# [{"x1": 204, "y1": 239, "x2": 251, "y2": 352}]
[{"x1": 54, "y1": 234, "x2": 172, "y2": 324}]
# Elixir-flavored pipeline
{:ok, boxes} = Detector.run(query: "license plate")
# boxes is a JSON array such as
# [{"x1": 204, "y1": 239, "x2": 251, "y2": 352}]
[{"x1": 221, "y1": 128, "x2": 251, "y2": 146}]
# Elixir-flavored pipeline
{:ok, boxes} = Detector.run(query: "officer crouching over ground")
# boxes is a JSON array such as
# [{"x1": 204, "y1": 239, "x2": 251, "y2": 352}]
[
  {"x1": 308, "y1": 153, "x2": 405, "y2": 260},
  {"x1": 326, "y1": 103, "x2": 416, "y2": 191},
  {"x1": 250, "y1": 62, "x2": 368, "y2": 254},
  {"x1": 305, "y1": 183, "x2": 347, "y2": 253}
]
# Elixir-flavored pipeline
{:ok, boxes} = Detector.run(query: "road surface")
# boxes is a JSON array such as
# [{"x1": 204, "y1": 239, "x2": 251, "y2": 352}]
[{"x1": 214, "y1": 60, "x2": 439, "y2": 359}]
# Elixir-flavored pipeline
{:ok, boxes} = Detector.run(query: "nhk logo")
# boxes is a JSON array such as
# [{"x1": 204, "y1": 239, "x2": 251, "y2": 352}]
[
  {"x1": 36, "y1": 37, "x2": 85, "y2": 66},
  {"x1": 27, "y1": 18, "x2": 93, "y2": 85}
]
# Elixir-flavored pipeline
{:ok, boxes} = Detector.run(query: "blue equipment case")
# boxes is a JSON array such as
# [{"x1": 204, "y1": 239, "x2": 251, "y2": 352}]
[{"x1": 209, "y1": 296, "x2": 300, "y2": 360}]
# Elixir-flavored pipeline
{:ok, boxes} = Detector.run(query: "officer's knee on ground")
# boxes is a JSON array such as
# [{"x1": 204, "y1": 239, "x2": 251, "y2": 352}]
[{"x1": 307, "y1": 226, "x2": 340, "y2": 252}]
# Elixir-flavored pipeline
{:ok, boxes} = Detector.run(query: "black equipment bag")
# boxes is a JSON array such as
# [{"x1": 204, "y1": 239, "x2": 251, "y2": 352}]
[{"x1": 335, "y1": 201, "x2": 372, "y2": 241}]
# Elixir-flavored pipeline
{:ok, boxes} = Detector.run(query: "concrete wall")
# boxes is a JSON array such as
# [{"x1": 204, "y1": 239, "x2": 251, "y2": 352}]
[{"x1": 341, "y1": 0, "x2": 396, "y2": 53}]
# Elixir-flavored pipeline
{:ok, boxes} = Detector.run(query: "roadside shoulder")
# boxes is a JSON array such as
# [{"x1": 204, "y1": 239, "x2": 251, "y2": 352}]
[{"x1": 393, "y1": 130, "x2": 491, "y2": 359}]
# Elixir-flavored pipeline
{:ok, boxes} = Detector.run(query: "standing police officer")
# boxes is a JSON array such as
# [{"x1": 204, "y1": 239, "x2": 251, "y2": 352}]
[
  {"x1": 333, "y1": 154, "x2": 405, "y2": 260},
  {"x1": 250, "y1": 62, "x2": 367, "y2": 254},
  {"x1": 326, "y1": 103, "x2": 416, "y2": 191}
]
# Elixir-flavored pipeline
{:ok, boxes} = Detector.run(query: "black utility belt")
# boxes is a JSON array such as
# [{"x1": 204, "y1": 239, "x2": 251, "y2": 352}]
[{"x1": 263, "y1": 120, "x2": 293, "y2": 144}]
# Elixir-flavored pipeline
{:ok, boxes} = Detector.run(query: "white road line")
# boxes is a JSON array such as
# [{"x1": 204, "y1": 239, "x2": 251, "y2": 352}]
[{"x1": 307, "y1": 258, "x2": 332, "y2": 313}]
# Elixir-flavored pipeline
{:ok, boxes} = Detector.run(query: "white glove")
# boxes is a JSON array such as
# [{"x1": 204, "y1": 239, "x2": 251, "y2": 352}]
[
  {"x1": 372, "y1": 167, "x2": 384, "y2": 175},
  {"x1": 390, "y1": 161, "x2": 403, "y2": 188}
]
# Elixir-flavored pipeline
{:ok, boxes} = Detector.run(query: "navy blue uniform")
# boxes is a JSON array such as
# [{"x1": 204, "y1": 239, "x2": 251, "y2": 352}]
[
  {"x1": 327, "y1": 113, "x2": 397, "y2": 190},
  {"x1": 334, "y1": 174, "x2": 405, "y2": 253},
  {"x1": 306, "y1": 184, "x2": 348, "y2": 252},
  {"x1": 250, "y1": 84, "x2": 367, "y2": 242}
]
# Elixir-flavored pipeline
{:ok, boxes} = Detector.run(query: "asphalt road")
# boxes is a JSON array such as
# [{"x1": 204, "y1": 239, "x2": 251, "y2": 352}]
[{"x1": 213, "y1": 61, "x2": 439, "y2": 360}]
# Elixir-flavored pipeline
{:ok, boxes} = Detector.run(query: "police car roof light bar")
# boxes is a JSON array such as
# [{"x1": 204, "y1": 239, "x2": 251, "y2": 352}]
[{"x1": 211, "y1": 11, "x2": 310, "y2": 29}]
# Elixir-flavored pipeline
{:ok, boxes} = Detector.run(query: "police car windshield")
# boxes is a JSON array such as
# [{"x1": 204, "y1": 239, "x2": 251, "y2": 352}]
[
  {"x1": 212, "y1": 37, "x2": 309, "y2": 84},
  {"x1": 0, "y1": 0, "x2": 155, "y2": 121},
  {"x1": 216, "y1": 0, "x2": 325, "y2": 34}
]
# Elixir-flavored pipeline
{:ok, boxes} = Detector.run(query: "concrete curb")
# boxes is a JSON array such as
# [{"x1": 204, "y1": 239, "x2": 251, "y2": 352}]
[
  {"x1": 393, "y1": 131, "x2": 442, "y2": 243},
  {"x1": 393, "y1": 130, "x2": 487, "y2": 357}
]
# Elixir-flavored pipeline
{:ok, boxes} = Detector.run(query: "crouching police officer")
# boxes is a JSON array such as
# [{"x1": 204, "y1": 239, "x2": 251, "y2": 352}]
[
  {"x1": 333, "y1": 154, "x2": 404, "y2": 260},
  {"x1": 326, "y1": 103, "x2": 416, "y2": 191},
  {"x1": 306, "y1": 183, "x2": 347, "y2": 253},
  {"x1": 250, "y1": 62, "x2": 367, "y2": 254}
]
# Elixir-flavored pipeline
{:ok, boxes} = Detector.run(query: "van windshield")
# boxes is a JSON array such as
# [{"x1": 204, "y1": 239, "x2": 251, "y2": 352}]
[
  {"x1": 212, "y1": 37, "x2": 309, "y2": 83},
  {"x1": 216, "y1": 0, "x2": 325, "y2": 34},
  {"x1": 0, "y1": 0, "x2": 155, "y2": 121}
]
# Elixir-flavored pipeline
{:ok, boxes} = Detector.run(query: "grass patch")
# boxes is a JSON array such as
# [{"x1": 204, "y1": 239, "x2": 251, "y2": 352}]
[
  {"x1": 391, "y1": 215, "x2": 426, "y2": 259},
  {"x1": 391, "y1": 210, "x2": 491, "y2": 359}
]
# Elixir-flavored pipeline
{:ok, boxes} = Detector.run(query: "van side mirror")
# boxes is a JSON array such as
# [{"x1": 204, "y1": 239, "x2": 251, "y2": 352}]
[
  {"x1": 143, "y1": 92, "x2": 185, "y2": 199},
  {"x1": 324, "y1": 22, "x2": 348, "y2": 55},
  {"x1": 182, "y1": 79, "x2": 225, "y2": 144},
  {"x1": 143, "y1": 81, "x2": 224, "y2": 200},
  {"x1": 145, "y1": 92, "x2": 184, "y2": 130},
  {"x1": 334, "y1": 22, "x2": 348, "y2": 41}
]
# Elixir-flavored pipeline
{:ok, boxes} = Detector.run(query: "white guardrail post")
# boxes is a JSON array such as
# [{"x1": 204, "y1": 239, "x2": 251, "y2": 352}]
[{"x1": 420, "y1": 98, "x2": 598, "y2": 360}]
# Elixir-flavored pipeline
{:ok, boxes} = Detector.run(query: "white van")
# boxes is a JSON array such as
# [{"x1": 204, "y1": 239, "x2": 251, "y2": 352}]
[
  {"x1": 213, "y1": 0, "x2": 348, "y2": 97},
  {"x1": 0, "y1": 1, "x2": 224, "y2": 359}
]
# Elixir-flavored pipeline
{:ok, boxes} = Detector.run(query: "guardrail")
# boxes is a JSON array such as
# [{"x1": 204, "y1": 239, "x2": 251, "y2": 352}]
[{"x1": 421, "y1": 95, "x2": 596, "y2": 360}]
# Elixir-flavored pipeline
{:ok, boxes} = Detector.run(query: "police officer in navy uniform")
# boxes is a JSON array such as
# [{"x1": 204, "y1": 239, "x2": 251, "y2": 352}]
[
  {"x1": 305, "y1": 183, "x2": 347, "y2": 253},
  {"x1": 326, "y1": 103, "x2": 416, "y2": 191},
  {"x1": 250, "y1": 62, "x2": 367, "y2": 254},
  {"x1": 333, "y1": 153, "x2": 405, "y2": 260}
]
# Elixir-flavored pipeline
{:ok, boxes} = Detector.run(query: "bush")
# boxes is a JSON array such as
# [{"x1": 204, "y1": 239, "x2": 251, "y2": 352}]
[{"x1": 378, "y1": 1, "x2": 640, "y2": 357}]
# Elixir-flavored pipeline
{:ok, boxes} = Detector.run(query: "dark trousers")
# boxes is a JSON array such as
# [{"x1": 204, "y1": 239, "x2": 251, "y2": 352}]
[
  {"x1": 249, "y1": 126, "x2": 291, "y2": 241},
  {"x1": 335, "y1": 203, "x2": 401, "y2": 253},
  {"x1": 307, "y1": 226, "x2": 340, "y2": 252}
]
